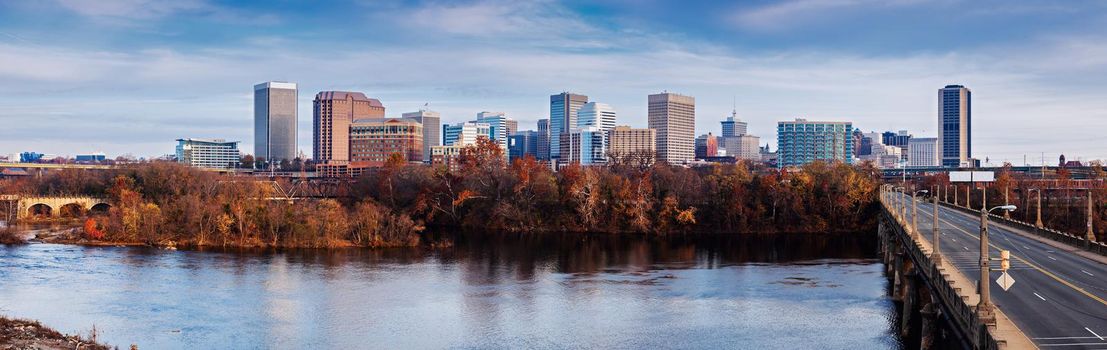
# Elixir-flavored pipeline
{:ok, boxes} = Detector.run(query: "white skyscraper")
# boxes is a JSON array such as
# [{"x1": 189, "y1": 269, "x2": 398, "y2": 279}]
[
  {"x1": 577, "y1": 102, "x2": 617, "y2": 132},
  {"x1": 907, "y1": 137, "x2": 939, "y2": 168},
  {"x1": 648, "y1": 92, "x2": 696, "y2": 164}
]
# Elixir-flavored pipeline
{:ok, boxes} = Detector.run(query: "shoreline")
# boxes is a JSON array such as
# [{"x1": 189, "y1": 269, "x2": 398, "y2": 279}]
[{"x1": 0, "y1": 316, "x2": 113, "y2": 350}]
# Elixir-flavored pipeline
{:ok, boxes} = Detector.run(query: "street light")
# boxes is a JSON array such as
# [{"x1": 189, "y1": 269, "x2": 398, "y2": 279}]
[
  {"x1": 912, "y1": 189, "x2": 929, "y2": 237},
  {"x1": 895, "y1": 187, "x2": 907, "y2": 220},
  {"x1": 977, "y1": 204, "x2": 1018, "y2": 324},
  {"x1": 932, "y1": 187, "x2": 942, "y2": 265}
]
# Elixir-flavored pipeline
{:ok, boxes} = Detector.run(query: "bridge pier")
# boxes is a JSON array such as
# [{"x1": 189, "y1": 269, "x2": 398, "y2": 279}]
[
  {"x1": 899, "y1": 259, "x2": 917, "y2": 338},
  {"x1": 919, "y1": 290, "x2": 940, "y2": 350}
]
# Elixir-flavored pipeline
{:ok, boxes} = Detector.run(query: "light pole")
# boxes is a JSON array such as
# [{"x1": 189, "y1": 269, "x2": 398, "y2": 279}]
[
  {"x1": 932, "y1": 189, "x2": 942, "y2": 265},
  {"x1": 978, "y1": 204, "x2": 1017, "y2": 325},
  {"x1": 954, "y1": 185, "x2": 959, "y2": 207},
  {"x1": 1004, "y1": 185, "x2": 1011, "y2": 219},
  {"x1": 912, "y1": 189, "x2": 928, "y2": 238},
  {"x1": 1087, "y1": 190, "x2": 1096, "y2": 245}
]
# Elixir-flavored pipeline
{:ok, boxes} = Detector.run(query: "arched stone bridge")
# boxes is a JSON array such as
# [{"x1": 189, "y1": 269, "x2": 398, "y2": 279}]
[{"x1": 5, "y1": 195, "x2": 111, "y2": 219}]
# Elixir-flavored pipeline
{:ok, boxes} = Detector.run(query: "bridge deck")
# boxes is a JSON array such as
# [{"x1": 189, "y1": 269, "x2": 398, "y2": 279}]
[{"x1": 897, "y1": 192, "x2": 1107, "y2": 349}]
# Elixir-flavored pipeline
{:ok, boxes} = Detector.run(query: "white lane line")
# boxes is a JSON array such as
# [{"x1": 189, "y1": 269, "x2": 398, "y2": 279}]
[
  {"x1": 1048, "y1": 256, "x2": 1057, "y2": 261},
  {"x1": 1087, "y1": 327, "x2": 1104, "y2": 341},
  {"x1": 1033, "y1": 292, "x2": 1046, "y2": 301},
  {"x1": 1047, "y1": 250, "x2": 1055, "y2": 253},
  {"x1": 964, "y1": 246, "x2": 970, "y2": 251},
  {"x1": 1023, "y1": 245, "x2": 1030, "y2": 249},
  {"x1": 1082, "y1": 270, "x2": 1095, "y2": 276}
]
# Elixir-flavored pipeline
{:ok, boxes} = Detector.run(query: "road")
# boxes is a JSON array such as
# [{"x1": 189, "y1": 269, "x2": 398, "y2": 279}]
[{"x1": 896, "y1": 193, "x2": 1107, "y2": 349}]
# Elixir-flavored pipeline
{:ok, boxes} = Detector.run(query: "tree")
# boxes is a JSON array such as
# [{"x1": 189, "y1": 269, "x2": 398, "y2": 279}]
[{"x1": 240, "y1": 155, "x2": 255, "y2": 169}]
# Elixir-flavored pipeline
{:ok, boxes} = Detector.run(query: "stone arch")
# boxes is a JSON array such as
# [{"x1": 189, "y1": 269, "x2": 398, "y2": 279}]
[
  {"x1": 28, "y1": 203, "x2": 53, "y2": 217},
  {"x1": 59, "y1": 203, "x2": 85, "y2": 218},
  {"x1": 90, "y1": 203, "x2": 111, "y2": 215}
]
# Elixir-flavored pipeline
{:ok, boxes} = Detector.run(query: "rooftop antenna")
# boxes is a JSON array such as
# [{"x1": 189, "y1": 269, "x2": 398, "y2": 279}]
[{"x1": 731, "y1": 95, "x2": 737, "y2": 120}]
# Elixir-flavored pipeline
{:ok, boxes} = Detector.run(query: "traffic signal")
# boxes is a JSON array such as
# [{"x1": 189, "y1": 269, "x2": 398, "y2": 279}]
[{"x1": 1000, "y1": 250, "x2": 1010, "y2": 271}]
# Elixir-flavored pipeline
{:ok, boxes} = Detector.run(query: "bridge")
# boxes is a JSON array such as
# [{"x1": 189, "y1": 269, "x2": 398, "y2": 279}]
[
  {"x1": 0, "y1": 195, "x2": 110, "y2": 219},
  {"x1": 880, "y1": 186, "x2": 1107, "y2": 349}
]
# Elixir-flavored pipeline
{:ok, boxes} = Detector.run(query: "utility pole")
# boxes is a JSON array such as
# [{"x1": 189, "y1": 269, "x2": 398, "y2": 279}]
[
  {"x1": 1036, "y1": 189, "x2": 1044, "y2": 229},
  {"x1": 966, "y1": 185, "x2": 970, "y2": 209},
  {"x1": 1004, "y1": 186, "x2": 1010, "y2": 219},
  {"x1": 955, "y1": 185, "x2": 959, "y2": 207},
  {"x1": 978, "y1": 206, "x2": 996, "y2": 325}
]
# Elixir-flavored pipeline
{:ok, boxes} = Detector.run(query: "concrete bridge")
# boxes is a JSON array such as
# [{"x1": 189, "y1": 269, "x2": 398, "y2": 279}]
[
  {"x1": 881, "y1": 185, "x2": 1107, "y2": 349},
  {"x1": 0, "y1": 195, "x2": 110, "y2": 219}
]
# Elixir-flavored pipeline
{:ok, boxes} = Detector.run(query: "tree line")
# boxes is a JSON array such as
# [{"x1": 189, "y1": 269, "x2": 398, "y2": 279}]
[{"x1": 0, "y1": 139, "x2": 883, "y2": 248}]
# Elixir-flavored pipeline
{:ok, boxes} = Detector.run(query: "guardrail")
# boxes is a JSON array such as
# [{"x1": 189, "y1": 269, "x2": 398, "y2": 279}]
[
  {"x1": 881, "y1": 200, "x2": 1000, "y2": 350},
  {"x1": 938, "y1": 201, "x2": 1107, "y2": 256}
]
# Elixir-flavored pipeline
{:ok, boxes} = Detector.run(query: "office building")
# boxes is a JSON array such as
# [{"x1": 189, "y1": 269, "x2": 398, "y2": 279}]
[
  {"x1": 695, "y1": 133, "x2": 718, "y2": 159},
  {"x1": 648, "y1": 92, "x2": 696, "y2": 164},
  {"x1": 776, "y1": 118, "x2": 854, "y2": 168},
  {"x1": 907, "y1": 137, "x2": 939, "y2": 168},
  {"x1": 349, "y1": 118, "x2": 423, "y2": 167},
  {"x1": 549, "y1": 92, "x2": 589, "y2": 161},
  {"x1": 176, "y1": 138, "x2": 240, "y2": 169},
  {"x1": 721, "y1": 135, "x2": 761, "y2": 161},
  {"x1": 254, "y1": 82, "x2": 298, "y2": 163},
  {"x1": 559, "y1": 126, "x2": 606, "y2": 165},
  {"x1": 509, "y1": 130, "x2": 539, "y2": 161},
  {"x1": 313, "y1": 91, "x2": 385, "y2": 165},
  {"x1": 75, "y1": 153, "x2": 106, "y2": 163},
  {"x1": 402, "y1": 109, "x2": 441, "y2": 162},
  {"x1": 607, "y1": 126, "x2": 656, "y2": 158},
  {"x1": 720, "y1": 110, "x2": 747, "y2": 137},
  {"x1": 474, "y1": 111, "x2": 512, "y2": 146},
  {"x1": 506, "y1": 119, "x2": 518, "y2": 137},
  {"x1": 536, "y1": 119, "x2": 550, "y2": 161},
  {"x1": 882, "y1": 130, "x2": 911, "y2": 148},
  {"x1": 443, "y1": 122, "x2": 492, "y2": 146},
  {"x1": 577, "y1": 102, "x2": 617, "y2": 132},
  {"x1": 939, "y1": 84, "x2": 971, "y2": 167}
]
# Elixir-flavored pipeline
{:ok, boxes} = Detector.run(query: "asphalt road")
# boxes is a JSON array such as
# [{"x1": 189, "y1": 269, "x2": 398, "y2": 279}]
[{"x1": 896, "y1": 193, "x2": 1107, "y2": 349}]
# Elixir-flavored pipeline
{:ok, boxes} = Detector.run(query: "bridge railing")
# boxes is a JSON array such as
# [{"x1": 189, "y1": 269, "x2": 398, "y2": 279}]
[
  {"x1": 938, "y1": 201, "x2": 1107, "y2": 256},
  {"x1": 880, "y1": 198, "x2": 1000, "y2": 350}
]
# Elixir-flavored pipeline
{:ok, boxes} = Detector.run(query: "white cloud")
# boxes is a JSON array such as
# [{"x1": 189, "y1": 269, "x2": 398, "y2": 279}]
[
  {"x1": 729, "y1": 0, "x2": 931, "y2": 31},
  {"x1": 53, "y1": 0, "x2": 210, "y2": 20}
]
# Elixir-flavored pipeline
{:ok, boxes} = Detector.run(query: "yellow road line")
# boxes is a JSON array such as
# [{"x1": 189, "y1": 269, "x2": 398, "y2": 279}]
[{"x1": 919, "y1": 206, "x2": 1107, "y2": 307}]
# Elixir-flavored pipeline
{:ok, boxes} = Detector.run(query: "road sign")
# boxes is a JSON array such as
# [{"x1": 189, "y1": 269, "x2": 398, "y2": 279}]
[
  {"x1": 950, "y1": 171, "x2": 995, "y2": 183},
  {"x1": 996, "y1": 272, "x2": 1015, "y2": 291}
]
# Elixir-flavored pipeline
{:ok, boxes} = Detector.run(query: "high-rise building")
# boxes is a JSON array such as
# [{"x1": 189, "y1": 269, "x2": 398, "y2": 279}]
[
  {"x1": 313, "y1": 91, "x2": 385, "y2": 165},
  {"x1": 402, "y1": 109, "x2": 441, "y2": 162},
  {"x1": 254, "y1": 82, "x2": 298, "y2": 163},
  {"x1": 721, "y1": 135, "x2": 761, "y2": 161},
  {"x1": 939, "y1": 84, "x2": 971, "y2": 167},
  {"x1": 475, "y1": 111, "x2": 512, "y2": 146},
  {"x1": 648, "y1": 92, "x2": 696, "y2": 164},
  {"x1": 176, "y1": 138, "x2": 240, "y2": 169},
  {"x1": 443, "y1": 122, "x2": 492, "y2": 146},
  {"x1": 695, "y1": 133, "x2": 718, "y2": 159},
  {"x1": 882, "y1": 130, "x2": 912, "y2": 148},
  {"x1": 559, "y1": 126, "x2": 606, "y2": 165},
  {"x1": 349, "y1": 118, "x2": 423, "y2": 167},
  {"x1": 577, "y1": 102, "x2": 617, "y2": 132},
  {"x1": 907, "y1": 137, "x2": 939, "y2": 168},
  {"x1": 720, "y1": 110, "x2": 747, "y2": 137},
  {"x1": 549, "y1": 92, "x2": 589, "y2": 161},
  {"x1": 607, "y1": 126, "x2": 656, "y2": 158},
  {"x1": 509, "y1": 130, "x2": 539, "y2": 161},
  {"x1": 776, "y1": 118, "x2": 854, "y2": 168},
  {"x1": 536, "y1": 119, "x2": 550, "y2": 161},
  {"x1": 506, "y1": 119, "x2": 518, "y2": 137}
]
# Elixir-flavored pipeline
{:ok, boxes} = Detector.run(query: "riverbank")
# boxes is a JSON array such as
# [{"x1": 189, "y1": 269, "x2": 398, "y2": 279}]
[{"x1": 0, "y1": 317, "x2": 112, "y2": 350}]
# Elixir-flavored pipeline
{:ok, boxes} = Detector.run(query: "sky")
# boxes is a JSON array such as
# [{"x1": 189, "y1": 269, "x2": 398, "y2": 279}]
[{"x1": 1, "y1": 0, "x2": 1106, "y2": 165}]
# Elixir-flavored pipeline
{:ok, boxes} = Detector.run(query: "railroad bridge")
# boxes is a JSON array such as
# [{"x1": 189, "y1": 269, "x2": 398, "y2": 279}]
[{"x1": 0, "y1": 195, "x2": 110, "y2": 219}]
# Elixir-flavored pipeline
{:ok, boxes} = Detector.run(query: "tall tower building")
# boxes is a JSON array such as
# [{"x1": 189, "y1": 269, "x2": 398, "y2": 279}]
[
  {"x1": 648, "y1": 92, "x2": 696, "y2": 164},
  {"x1": 720, "y1": 110, "x2": 747, "y2": 137},
  {"x1": 313, "y1": 91, "x2": 384, "y2": 164},
  {"x1": 536, "y1": 119, "x2": 550, "y2": 161},
  {"x1": 577, "y1": 102, "x2": 617, "y2": 132},
  {"x1": 254, "y1": 82, "x2": 298, "y2": 163},
  {"x1": 939, "y1": 84, "x2": 971, "y2": 167},
  {"x1": 403, "y1": 109, "x2": 441, "y2": 162},
  {"x1": 475, "y1": 111, "x2": 512, "y2": 146},
  {"x1": 549, "y1": 92, "x2": 589, "y2": 162}
]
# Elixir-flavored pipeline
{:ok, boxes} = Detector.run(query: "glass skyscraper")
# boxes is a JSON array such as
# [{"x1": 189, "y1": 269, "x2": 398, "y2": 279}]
[
  {"x1": 549, "y1": 92, "x2": 588, "y2": 162},
  {"x1": 254, "y1": 82, "x2": 297, "y2": 163},
  {"x1": 939, "y1": 84, "x2": 971, "y2": 168}
]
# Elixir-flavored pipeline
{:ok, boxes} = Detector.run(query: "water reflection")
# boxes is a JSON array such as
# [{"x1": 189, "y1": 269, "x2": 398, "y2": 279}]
[{"x1": 0, "y1": 232, "x2": 900, "y2": 350}]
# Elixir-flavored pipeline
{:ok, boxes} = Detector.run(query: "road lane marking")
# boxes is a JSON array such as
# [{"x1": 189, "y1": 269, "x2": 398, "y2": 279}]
[
  {"x1": 930, "y1": 214, "x2": 1107, "y2": 308},
  {"x1": 964, "y1": 246, "x2": 970, "y2": 251},
  {"x1": 1081, "y1": 270, "x2": 1094, "y2": 276},
  {"x1": 1087, "y1": 327, "x2": 1104, "y2": 341},
  {"x1": 1048, "y1": 256, "x2": 1057, "y2": 261},
  {"x1": 1033, "y1": 292, "x2": 1046, "y2": 301},
  {"x1": 1023, "y1": 245, "x2": 1029, "y2": 249}
]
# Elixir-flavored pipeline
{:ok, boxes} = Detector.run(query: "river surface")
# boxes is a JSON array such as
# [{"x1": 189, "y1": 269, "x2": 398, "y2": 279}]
[{"x1": 0, "y1": 232, "x2": 903, "y2": 349}]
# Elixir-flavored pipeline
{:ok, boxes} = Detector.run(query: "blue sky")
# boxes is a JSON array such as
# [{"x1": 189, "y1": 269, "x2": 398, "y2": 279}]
[{"x1": 1, "y1": 0, "x2": 1106, "y2": 164}]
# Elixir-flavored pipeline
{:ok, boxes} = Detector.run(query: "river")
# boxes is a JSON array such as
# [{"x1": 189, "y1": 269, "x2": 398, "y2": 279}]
[{"x1": 0, "y1": 232, "x2": 904, "y2": 349}]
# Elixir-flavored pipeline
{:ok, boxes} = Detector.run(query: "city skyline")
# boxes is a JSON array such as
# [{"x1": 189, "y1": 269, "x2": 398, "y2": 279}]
[{"x1": 2, "y1": 1, "x2": 1107, "y2": 164}]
